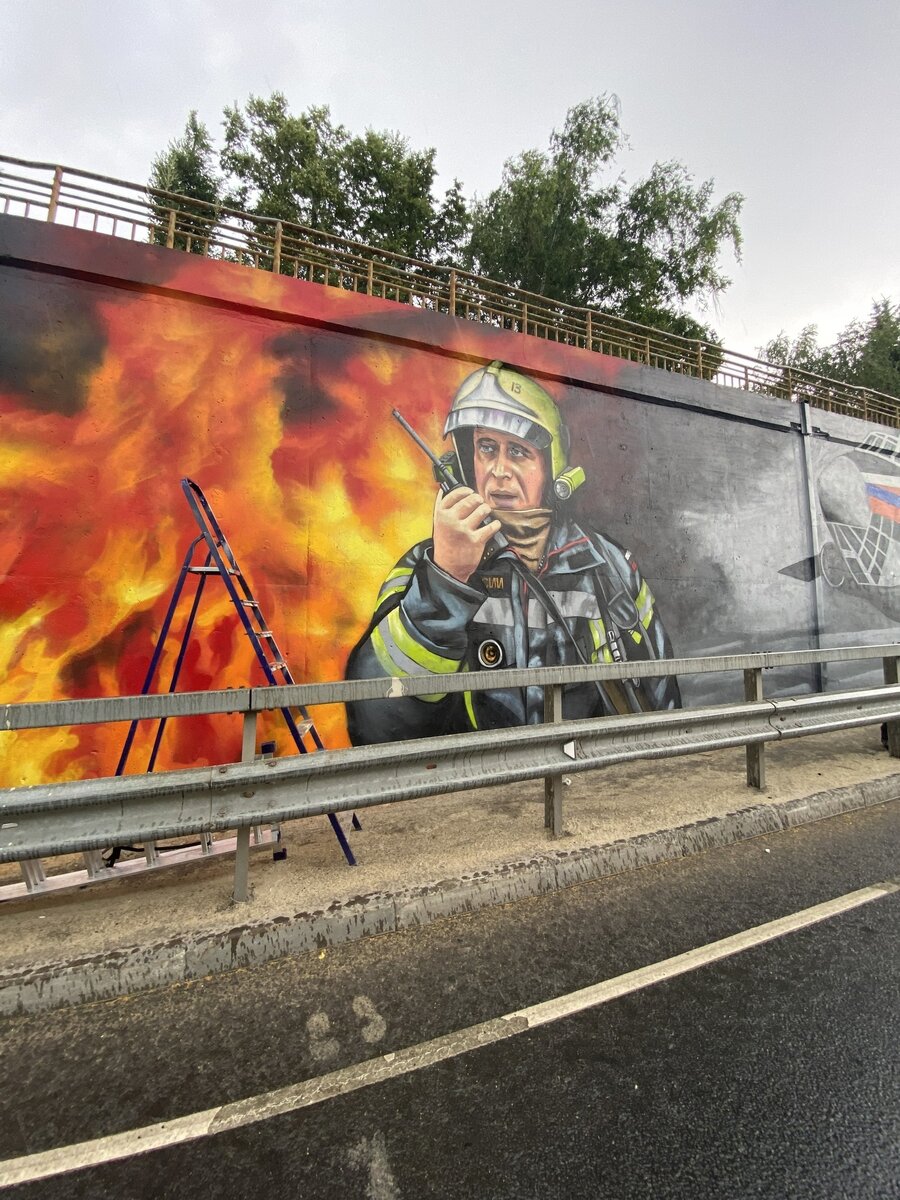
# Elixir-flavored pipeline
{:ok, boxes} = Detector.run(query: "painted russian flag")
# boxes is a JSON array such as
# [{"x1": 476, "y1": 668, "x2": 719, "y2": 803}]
[{"x1": 864, "y1": 476, "x2": 900, "y2": 521}]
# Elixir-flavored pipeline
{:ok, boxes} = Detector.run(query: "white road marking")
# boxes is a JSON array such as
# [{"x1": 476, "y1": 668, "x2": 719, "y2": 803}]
[
  {"x1": 1, "y1": 879, "x2": 896, "y2": 1189},
  {"x1": 348, "y1": 1131, "x2": 400, "y2": 1200},
  {"x1": 353, "y1": 994, "x2": 387, "y2": 1044},
  {"x1": 306, "y1": 1011, "x2": 340, "y2": 1063}
]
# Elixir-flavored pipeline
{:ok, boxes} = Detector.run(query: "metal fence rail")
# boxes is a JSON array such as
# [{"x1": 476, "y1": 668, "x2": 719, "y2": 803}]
[
  {"x1": 5, "y1": 643, "x2": 900, "y2": 731},
  {"x1": 2, "y1": 645, "x2": 900, "y2": 903},
  {"x1": 2, "y1": 154, "x2": 897, "y2": 428}
]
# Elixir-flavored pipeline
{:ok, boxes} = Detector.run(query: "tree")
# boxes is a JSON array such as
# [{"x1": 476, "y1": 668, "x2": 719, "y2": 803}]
[
  {"x1": 826, "y1": 300, "x2": 900, "y2": 396},
  {"x1": 147, "y1": 111, "x2": 221, "y2": 252},
  {"x1": 216, "y1": 94, "x2": 468, "y2": 262},
  {"x1": 464, "y1": 96, "x2": 743, "y2": 341},
  {"x1": 343, "y1": 130, "x2": 437, "y2": 258},
  {"x1": 760, "y1": 324, "x2": 827, "y2": 377},
  {"x1": 220, "y1": 96, "x2": 350, "y2": 233},
  {"x1": 431, "y1": 178, "x2": 469, "y2": 266},
  {"x1": 762, "y1": 300, "x2": 900, "y2": 400},
  {"x1": 149, "y1": 94, "x2": 741, "y2": 339}
]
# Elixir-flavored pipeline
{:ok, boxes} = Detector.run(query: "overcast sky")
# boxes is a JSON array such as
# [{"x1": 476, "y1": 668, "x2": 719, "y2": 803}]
[{"x1": 1, "y1": 0, "x2": 897, "y2": 357}]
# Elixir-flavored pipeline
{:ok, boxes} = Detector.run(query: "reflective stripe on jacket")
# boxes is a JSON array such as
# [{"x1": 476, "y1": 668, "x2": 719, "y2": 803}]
[{"x1": 345, "y1": 517, "x2": 681, "y2": 745}]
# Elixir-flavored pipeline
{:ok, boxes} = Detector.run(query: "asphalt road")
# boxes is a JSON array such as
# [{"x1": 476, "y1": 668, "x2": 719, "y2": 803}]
[{"x1": 0, "y1": 802, "x2": 897, "y2": 1199}]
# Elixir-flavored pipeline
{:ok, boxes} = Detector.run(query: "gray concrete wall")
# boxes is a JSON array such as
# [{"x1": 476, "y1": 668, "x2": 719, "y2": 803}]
[{"x1": 0, "y1": 212, "x2": 896, "y2": 782}]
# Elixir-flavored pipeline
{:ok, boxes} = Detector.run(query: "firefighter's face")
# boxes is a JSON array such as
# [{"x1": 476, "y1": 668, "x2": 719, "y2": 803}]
[{"x1": 473, "y1": 427, "x2": 548, "y2": 510}]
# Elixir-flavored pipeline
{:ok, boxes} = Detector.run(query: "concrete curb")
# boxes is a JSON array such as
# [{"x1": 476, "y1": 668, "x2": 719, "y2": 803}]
[{"x1": 3, "y1": 774, "x2": 898, "y2": 1017}]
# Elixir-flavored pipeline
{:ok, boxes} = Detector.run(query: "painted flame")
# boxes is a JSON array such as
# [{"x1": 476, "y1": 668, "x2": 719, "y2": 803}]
[{"x1": 0, "y1": 256, "x2": 463, "y2": 785}]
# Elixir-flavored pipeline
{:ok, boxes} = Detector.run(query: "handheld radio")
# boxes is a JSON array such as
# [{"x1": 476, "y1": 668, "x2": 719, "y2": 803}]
[{"x1": 392, "y1": 409, "x2": 509, "y2": 552}]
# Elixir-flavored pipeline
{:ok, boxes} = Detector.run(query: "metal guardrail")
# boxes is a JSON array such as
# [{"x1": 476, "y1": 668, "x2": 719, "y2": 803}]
[
  {"x1": 2, "y1": 645, "x2": 900, "y2": 903},
  {"x1": 4, "y1": 686, "x2": 900, "y2": 863},
  {"x1": 5, "y1": 643, "x2": 900, "y2": 731},
  {"x1": 2, "y1": 154, "x2": 898, "y2": 428}
]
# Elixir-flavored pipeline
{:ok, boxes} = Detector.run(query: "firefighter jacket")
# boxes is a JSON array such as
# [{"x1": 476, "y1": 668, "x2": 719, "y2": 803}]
[{"x1": 345, "y1": 516, "x2": 681, "y2": 745}]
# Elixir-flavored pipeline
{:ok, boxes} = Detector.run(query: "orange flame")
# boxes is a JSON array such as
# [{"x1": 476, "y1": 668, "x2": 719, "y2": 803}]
[{"x1": 0, "y1": 256, "x2": 480, "y2": 785}]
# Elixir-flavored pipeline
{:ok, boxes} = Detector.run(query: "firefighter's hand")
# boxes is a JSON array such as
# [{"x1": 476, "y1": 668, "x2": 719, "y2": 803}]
[{"x1": 432, "y1": 488, "x2": 502, "y2": 583}]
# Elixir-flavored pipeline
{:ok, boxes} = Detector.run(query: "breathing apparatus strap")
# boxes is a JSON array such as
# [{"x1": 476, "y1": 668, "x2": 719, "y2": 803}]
[{"x1": 494, "y1": 551, "x2": 643, "y2": 717}]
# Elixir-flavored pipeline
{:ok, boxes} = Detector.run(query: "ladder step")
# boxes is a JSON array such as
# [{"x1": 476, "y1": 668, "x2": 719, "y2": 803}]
[{"x1": 117, "y1": 478, "x2": 356, "y2": 870}]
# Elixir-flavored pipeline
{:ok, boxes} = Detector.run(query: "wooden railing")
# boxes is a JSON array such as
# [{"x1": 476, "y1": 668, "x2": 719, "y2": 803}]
[{"x1": 2, "y1": 153, "x2": 897, "y2": 427}]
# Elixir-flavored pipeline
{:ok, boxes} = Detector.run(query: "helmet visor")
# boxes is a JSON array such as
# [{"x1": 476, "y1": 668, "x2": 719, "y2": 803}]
[{"x1": 445, "y1": 406, "x2": 552, "y2": 450}]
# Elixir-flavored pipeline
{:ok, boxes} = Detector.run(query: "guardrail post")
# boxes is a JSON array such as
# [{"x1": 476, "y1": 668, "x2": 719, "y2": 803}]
[
  {"x1": 20, "y1": 858, "x2": 47, "y2": 894},
  {"x1": 82, "y1": 849, "x2": 106, "y2": 879},
  {"x1": 544, "y1": 684, "x2": 564, "y2": 836},
  {"x1": 448, "y1": 269, "x2": 457, "y2": 316},
  {"x1": 585, "y1": 310, "x2": 592, "y2": 351},
  {"x1": 165, "y1": 208, "x2": 177, "y2": 249},
  {"x1": 47, "y1": 166, "x2": 63, "y2": 222},
  {"x1": 883, "y1": 657, "x2": 900, "y2": 757},
  {"x1": 233, "y1": 711, "x2": 258, "y2": 903},
  {"x1": 743, "y1": 668, "x2": 766, "y2": 788}
]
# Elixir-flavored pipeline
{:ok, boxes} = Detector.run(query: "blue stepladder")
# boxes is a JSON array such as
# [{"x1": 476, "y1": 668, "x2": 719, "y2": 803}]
[{"x1": 113, "y1": 477, "x2": 359, "y2": 868}]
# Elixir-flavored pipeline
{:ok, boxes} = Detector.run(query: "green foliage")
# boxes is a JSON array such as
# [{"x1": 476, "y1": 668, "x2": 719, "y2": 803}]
[
  {"x1": 342, "y1": 130, "x2": 435, "y2": 259},
  {"x1": 147, "y1": 112, "x2": 221, "y2": 253},
  {"x1": 761, "y1": 325, "x2": 826, "y2": 376},
  {"x1": 431, "y1": 179, "x2": 469, "y2": 266},
  {"x1": 465, "y1": 95, "x2": 743, "y2": 338},
  {"x1": 150, "y1": 110, "x2": 221, "y2": 204},
  {"x1": 216, "y1": 94, "x2": 464, "y2": 261},
  {"x1": 762, "y1": 300, "x2": 900, "y2": 400},
  {"x1": 149, "y1": 93, "x2": 742, "y2": 334},
  {"x1": 827, "y1": 300, "x2": 900, "y2": 396},
  {"x1": 220, "y1": 96, "x2": 348, "y2": 232},
  {"x1": 465, "y1": 99, "x2": 621, "y2": 304}
]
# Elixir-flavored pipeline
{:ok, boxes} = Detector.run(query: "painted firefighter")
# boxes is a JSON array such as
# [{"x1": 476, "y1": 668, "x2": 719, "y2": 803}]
[{"x1": 345, "y1": 361, "x2": 680, "y2": 743}]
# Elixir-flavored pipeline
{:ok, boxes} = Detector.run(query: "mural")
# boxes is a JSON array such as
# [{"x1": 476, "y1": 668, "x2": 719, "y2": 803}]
[
  {"x1": 0, "y1": 214, "x2": 896, "y2": 788},
  {"x1": 815, "y1": 431, "x2": 900, "y2": 621},
  {"x1": 345, "y1": 361, "x2": 680, "y2": 743}
]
